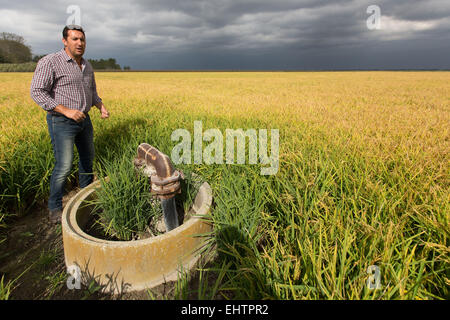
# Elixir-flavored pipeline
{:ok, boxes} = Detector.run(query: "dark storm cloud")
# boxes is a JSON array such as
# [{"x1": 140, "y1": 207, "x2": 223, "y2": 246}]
[
  {"x1": 377, "y1": 0, "x2": 450, "y2": 21},
  {"x1": 0, "y1": 0, "x2": 449, "y2": 69}
]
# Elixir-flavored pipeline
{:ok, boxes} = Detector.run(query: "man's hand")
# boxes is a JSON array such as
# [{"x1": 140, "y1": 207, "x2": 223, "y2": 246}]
[
  {"x1": 100, "y1": 105, "x2": 110, "y2": 119},
  {"x1": 54, "y1": 105, "x2": 86, "y2": 122},
  {"x1": 65, "y1": 109, "x2": 86, "y2": 122},
  {"x1": 96, "y1": 103, "x2": 110, "y2": 119}
]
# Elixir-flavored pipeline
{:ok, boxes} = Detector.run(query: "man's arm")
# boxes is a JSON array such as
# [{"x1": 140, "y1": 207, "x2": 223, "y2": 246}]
[
  {"x1": 30, "y1": 58, "x2": 59, "y2": 111},
  {"x1": 30, "y1": 58, "x2": 86, "y2": 122},
  {"x1": 54, "y1": 104, "x2": 86, "y2": 122},
  {"x1": 92, "y1": 72, "x2": 109, "y2": 119},
  {"x1": 94, "y1": 101, "x2": 110, "y2": 119}
]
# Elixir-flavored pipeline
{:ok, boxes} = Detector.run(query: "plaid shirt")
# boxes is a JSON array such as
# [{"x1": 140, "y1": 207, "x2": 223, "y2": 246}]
[{"x1": 30, "y1": 48, "x2": 102, "y2": 114}]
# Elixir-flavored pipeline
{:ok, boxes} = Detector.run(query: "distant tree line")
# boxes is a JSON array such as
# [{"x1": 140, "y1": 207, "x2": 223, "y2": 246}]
[
  {"x1": 0, "y1": 32, "x2": 129, "y2": 71},
  {"x1": 87, "y1": 58, "x2": 121, "y2": 70}
]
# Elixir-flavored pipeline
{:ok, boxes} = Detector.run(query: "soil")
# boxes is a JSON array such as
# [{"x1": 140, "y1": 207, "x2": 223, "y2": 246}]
[{"x1": 0, "y1": 189, "x2": 219, "y2": 300}]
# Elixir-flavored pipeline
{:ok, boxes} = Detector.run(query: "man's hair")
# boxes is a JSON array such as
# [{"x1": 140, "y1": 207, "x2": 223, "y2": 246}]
[{"x1": 63, "y1": 25, "x2": 85, "y2": 39}]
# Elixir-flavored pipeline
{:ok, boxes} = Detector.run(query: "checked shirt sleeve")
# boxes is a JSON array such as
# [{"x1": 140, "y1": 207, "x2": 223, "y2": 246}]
[
  {"x1": 30, "y1": 58, "x2": 59, "y2": 111},
  {"x1": 92, "y1": 72, "x2": 102, "y2": 106}
]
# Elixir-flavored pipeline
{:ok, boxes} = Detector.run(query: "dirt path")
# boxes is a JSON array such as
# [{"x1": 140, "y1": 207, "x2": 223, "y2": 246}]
[
  {"x1": 0, "y1": 190, "x2": 217, "y2": 300},
  {"x1": 0, "y1": 190, "x2": 108, "y2": 299}
]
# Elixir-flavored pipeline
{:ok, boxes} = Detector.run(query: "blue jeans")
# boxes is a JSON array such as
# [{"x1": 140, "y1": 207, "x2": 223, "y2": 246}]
[{"x1": 46, "y1": 113, "x2": 94, "y2": 211}]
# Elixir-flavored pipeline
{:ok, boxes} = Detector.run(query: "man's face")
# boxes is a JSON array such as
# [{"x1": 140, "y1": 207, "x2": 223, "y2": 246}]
[{"x1": 62, "y1": 30, "x2": 86, "y2": 59}]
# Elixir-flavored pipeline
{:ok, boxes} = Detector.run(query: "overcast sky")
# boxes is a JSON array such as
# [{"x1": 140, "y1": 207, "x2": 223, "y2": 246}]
[{"x1": 1, "y1": 0, "x2": 449, "y2": 70}]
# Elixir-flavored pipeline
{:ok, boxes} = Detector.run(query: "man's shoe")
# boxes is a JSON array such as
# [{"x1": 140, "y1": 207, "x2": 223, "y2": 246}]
[{"x1": 49, "y1": 209, "x2": 62, "y2": 224}]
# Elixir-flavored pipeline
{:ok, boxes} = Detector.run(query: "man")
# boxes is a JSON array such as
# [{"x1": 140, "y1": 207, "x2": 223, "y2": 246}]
[{"x1": 30, "y1": 25, "x2": 110, "y2": 224}]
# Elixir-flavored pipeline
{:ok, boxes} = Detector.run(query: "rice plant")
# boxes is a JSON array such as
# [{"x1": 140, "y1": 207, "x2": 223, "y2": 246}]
[
  {"x1": 87, "y1": 150, "x2": 162, "y2": 240},
  {"x1": 0, "y1": 71, "x2": 448, "y2": 299},
  {"x1": 88, "y1": 148, "x2": 203, "y2": 241}
]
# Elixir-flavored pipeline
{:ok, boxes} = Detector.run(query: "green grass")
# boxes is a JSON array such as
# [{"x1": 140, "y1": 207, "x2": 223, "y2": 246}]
[
  {"x1": 2, "y1": 110, "x2": 448, "y2": 299},
  {"x1": 0, "y1": 62, "x2": 36, "y2": 72},
  {"x1": 0, "y1": 263, "x2": 35, "y2": 300},
  {"x1": 89, "y1": 149, "x2": 163, "y2": 241},
  {"x1": 88, "y1": 147, "x2": 203, "y2": 241},
  {"x1": 0, "y1": 72, "x2": 448, "y2": 299},
  {"x1": 0, "y1": 275, "x2": 14, "y2": 300}
]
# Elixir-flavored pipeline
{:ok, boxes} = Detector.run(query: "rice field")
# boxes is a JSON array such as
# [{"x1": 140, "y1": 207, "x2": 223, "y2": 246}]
[{"x1": 0, "y1": 71, "x2": 449, "y2": 299}]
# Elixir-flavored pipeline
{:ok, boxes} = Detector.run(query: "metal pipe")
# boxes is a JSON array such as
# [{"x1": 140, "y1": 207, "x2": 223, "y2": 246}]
[
  {"x1": 137, "y1": 143, "x2": 175, "y2": 179},
  {"x1": 161, "y1": 198, "x2": 179, "y2": 232},
  {"x1": 135, "y1": 143, "x2": 181, "y2": 231}
]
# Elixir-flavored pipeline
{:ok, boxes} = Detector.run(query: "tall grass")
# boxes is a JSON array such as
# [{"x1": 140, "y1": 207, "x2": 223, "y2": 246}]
[
  {"x1": 193, "y1": 137, "x2": 448, "y2": 299},
  {"x1": 90, "y1": 150, "x2": 162, "y2": 241},
  {"x1": 0, "y1": 71, "x2": 448, "y2": 299},
  {"x1": 0, "y1": 62, "x2": 36, "y2": 72},
  {"x1": 89, "y1": 148, "x2": 203, "y2": 241}
]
